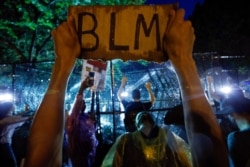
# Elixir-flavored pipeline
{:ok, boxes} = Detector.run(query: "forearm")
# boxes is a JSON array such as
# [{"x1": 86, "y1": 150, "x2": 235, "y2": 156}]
[
  {"x1": 180, "y1": 69, "x2": 220, "y2": 138},
  {"x1": 162, "y1": 8, "x2": 228, "y2": 167},
  {"x1": 174, "y1": 60, "x2": 217, "y2": 130},
  {"x1": 147, "y1": 88, "x2": 155, "y2": 104},
  {"x1": 66, "y1": 95, "x2": 84, "y2": 134},
  {"x1": 25, "y1": 94, "x2": 65, "y2": 167},
  {"x1": 25, "y1": 63, "x2": 70, "y2": 167},
  {"x1": 24, "y1": 15, "x2": 80, "y2": 167},
  {"x1": 117, "y1": 84, "x2": 125, "y2": 101},
  {"x1": 174, "y1": 59, "x2": 228, "y2": 167},
  {"x1": 78, "y1": 82, "x2": 88, "y2": 95},
  {"x1": 30, "y1": 60, "x2": 70, "y2": 133},
  {"x1": 0, "y1": 116, "x2": 31, "y2": 125}
]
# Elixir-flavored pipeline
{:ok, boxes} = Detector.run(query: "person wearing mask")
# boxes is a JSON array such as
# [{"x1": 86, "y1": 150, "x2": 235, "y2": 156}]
[
  {"x1": 101, "y1": 111, "x2": 192, "y2": 166},
  {"x1": 0, "y1": 102, "x2": 32, "y2": 167},
  {"x1": 117, "y1": 76, "x2": 155, "y2": 132},
  {"x1": 23, "y1": 8, "x2": 228, "y2": 167}
]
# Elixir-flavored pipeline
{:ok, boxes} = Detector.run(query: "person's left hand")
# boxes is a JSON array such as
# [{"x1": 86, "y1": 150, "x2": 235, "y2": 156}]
[
  {"x1": 163, "y1": 9, "x2": 195, "y2": 68},
  {"x1": 51, "y1": 16, "x2": 81, "y2": 75}
]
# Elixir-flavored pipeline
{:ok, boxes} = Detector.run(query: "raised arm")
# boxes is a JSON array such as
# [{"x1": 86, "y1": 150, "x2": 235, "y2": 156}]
[
  {"x1": 117, "y1": 76, "x2": 127, "y2": 101},
  {"x1": 206, "y1": 75, "x2": 223, "y2": 103},
  {"x1": 70, "y1": 76, "x2": 94, "y2": 118},
  {"x1": 24, "y1": 16, "x2": 81, "y2": 167},
  {"x1": 163, "y1": 9, "x2": 228, "y2": 167},
  {"x1": 0, "y1": 115, "x2": 32, "y2": 126},
  {"x1": 145, "y1": 82, "x2": 155, "y2": 104},
  {"x1": 66, "y1": 76, "x2": 94, "y2": 135}
]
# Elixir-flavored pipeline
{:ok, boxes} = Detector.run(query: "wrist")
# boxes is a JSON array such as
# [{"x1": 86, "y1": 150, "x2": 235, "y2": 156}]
[{"x1": 46, "y1": 89, "x2": 60, "y2": 95}]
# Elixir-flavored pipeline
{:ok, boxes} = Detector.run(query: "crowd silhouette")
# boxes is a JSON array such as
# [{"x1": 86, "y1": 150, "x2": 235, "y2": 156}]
[{"x1": 1, "y1": 6, "x2": 250, "y2": 167}]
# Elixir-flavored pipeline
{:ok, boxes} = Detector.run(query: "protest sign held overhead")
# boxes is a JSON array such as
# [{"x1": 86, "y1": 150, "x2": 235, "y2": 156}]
[{"x1": 68, "y1": 4, "x2": 177, "y2": 62}]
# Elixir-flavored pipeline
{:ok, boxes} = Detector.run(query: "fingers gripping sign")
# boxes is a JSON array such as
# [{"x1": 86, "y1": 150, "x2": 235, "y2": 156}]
[
  {"x1": 51, "y1": 16, "x2": 81, "y2": 63},
  {"x1": 163, "y1": 9, "x2": 195, "y2": 65}
]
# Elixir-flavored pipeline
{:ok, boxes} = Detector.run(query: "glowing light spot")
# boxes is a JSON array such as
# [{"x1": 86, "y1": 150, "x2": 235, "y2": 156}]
[
  {"x1": 0, "y1": 93, "x2": 13, "y2": 102},
  {"x1": 144, "y1": 147, "x2": 155, "y2": 160},
  {"x1": 121, "y1": 91, "x2": 128, "y2": 97},
  {"x1": 219, "y1": 86, "x2": 232, "y2": 94}
]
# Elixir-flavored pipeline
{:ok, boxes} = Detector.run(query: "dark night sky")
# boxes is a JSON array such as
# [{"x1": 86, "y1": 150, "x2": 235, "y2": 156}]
[{"x1": 145, "y1": 0, "x2": 204, "y2": 18}]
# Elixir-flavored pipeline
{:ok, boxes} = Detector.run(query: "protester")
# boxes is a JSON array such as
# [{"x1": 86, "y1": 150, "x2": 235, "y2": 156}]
[
  {"x1": 66, "y1": 76, "x2": 98, "y2": 167},
  {"x1": 206, "y1": 75, "x2": 239, "y2": 140},
  {"x1": 0, "y1": 102, "x2": 32, "y2": 167},
  {"x1": 103, "y1": 8, "x2": 229, "y2": 167},
  {"x1": 23, "y1": 8, "x2": 229, "y2": 167},
  {"x1": 219, "y1": 92, "x2": 250, "y2": 167},
  {"x1": 101, "y1": 111, "x2": 192, "y2": 166},
  {"x1": 117, "y1": 76, "x2": 155, "y2": 132}
]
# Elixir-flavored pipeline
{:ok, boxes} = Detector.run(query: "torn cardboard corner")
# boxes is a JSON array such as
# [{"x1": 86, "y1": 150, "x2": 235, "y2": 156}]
[{"x1": 68, "y1": 4, "x2": 177, "y2": 62}]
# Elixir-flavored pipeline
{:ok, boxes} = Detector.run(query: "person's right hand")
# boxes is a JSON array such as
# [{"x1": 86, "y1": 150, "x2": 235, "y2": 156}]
[
  {"x1": 121, "y1": 77, "x2": 127, "y2": 85},
  {"x1": 163, "y1": 9, "x2": 195, "y2": 68},
  {"x1": 83, "y1": 76, "x2": 94, "y2": 88},
  {"x1": 145, "y1": 82, "x2": 152, "y2": 90},
  {"x1": 51, "y1": 16, "x2": 81, "y2": 75}
]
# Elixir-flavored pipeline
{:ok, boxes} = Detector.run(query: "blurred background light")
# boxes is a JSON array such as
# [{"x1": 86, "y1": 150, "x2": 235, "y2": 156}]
[
  {"x1": 0, "y1": 92, "x2": 13, "y2": 102},
  {"x1": 219, "y1": 85, "x2": 232, "y2": 94},
  {"x1": 121, "y1": 91, "x2": 128, "y2": 97}
]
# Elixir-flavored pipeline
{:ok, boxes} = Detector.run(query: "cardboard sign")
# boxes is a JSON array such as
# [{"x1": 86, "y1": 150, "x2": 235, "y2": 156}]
[{"x1": 68, "y1": 4, "x2": 177, "y2": 62}]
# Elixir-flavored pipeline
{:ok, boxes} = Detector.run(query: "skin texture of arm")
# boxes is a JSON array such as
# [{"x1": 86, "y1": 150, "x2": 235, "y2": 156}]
[
  {"x1": 145, "y1": 82, "x2": 155, "y2": 104},
  {"x1": 163, "y1": 9, "x2": 229, "y2": 167},
  {"x1": 117, "y1": 76, "x2": 127, "y2": 101},
  {"x1": 23, "y1": 16, "x2": 80, "y2": 167}
]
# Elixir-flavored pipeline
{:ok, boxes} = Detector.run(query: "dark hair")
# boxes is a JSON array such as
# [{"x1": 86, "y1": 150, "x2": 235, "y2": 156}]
[
  {"x1": 132, "y1": 89, "x2": 141, "y2": 99},
  {"x1": 164, "y1": 105, "x2": 184, "y2": 125},
  {"x1": 219, "y1": 96, "x2": 250, "y2": 115},
  {"x1": 135, "y1": 111, "x2": 155, "y2": 128}
]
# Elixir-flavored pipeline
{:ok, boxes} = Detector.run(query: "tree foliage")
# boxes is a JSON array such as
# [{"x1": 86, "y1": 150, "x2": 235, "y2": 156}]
[
  {"x1": 0, "y1": 0, "x2": 146, "y2": 64},
  {"x1": 1, "y1": 0, "x2": 250, "y2": 75}
]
